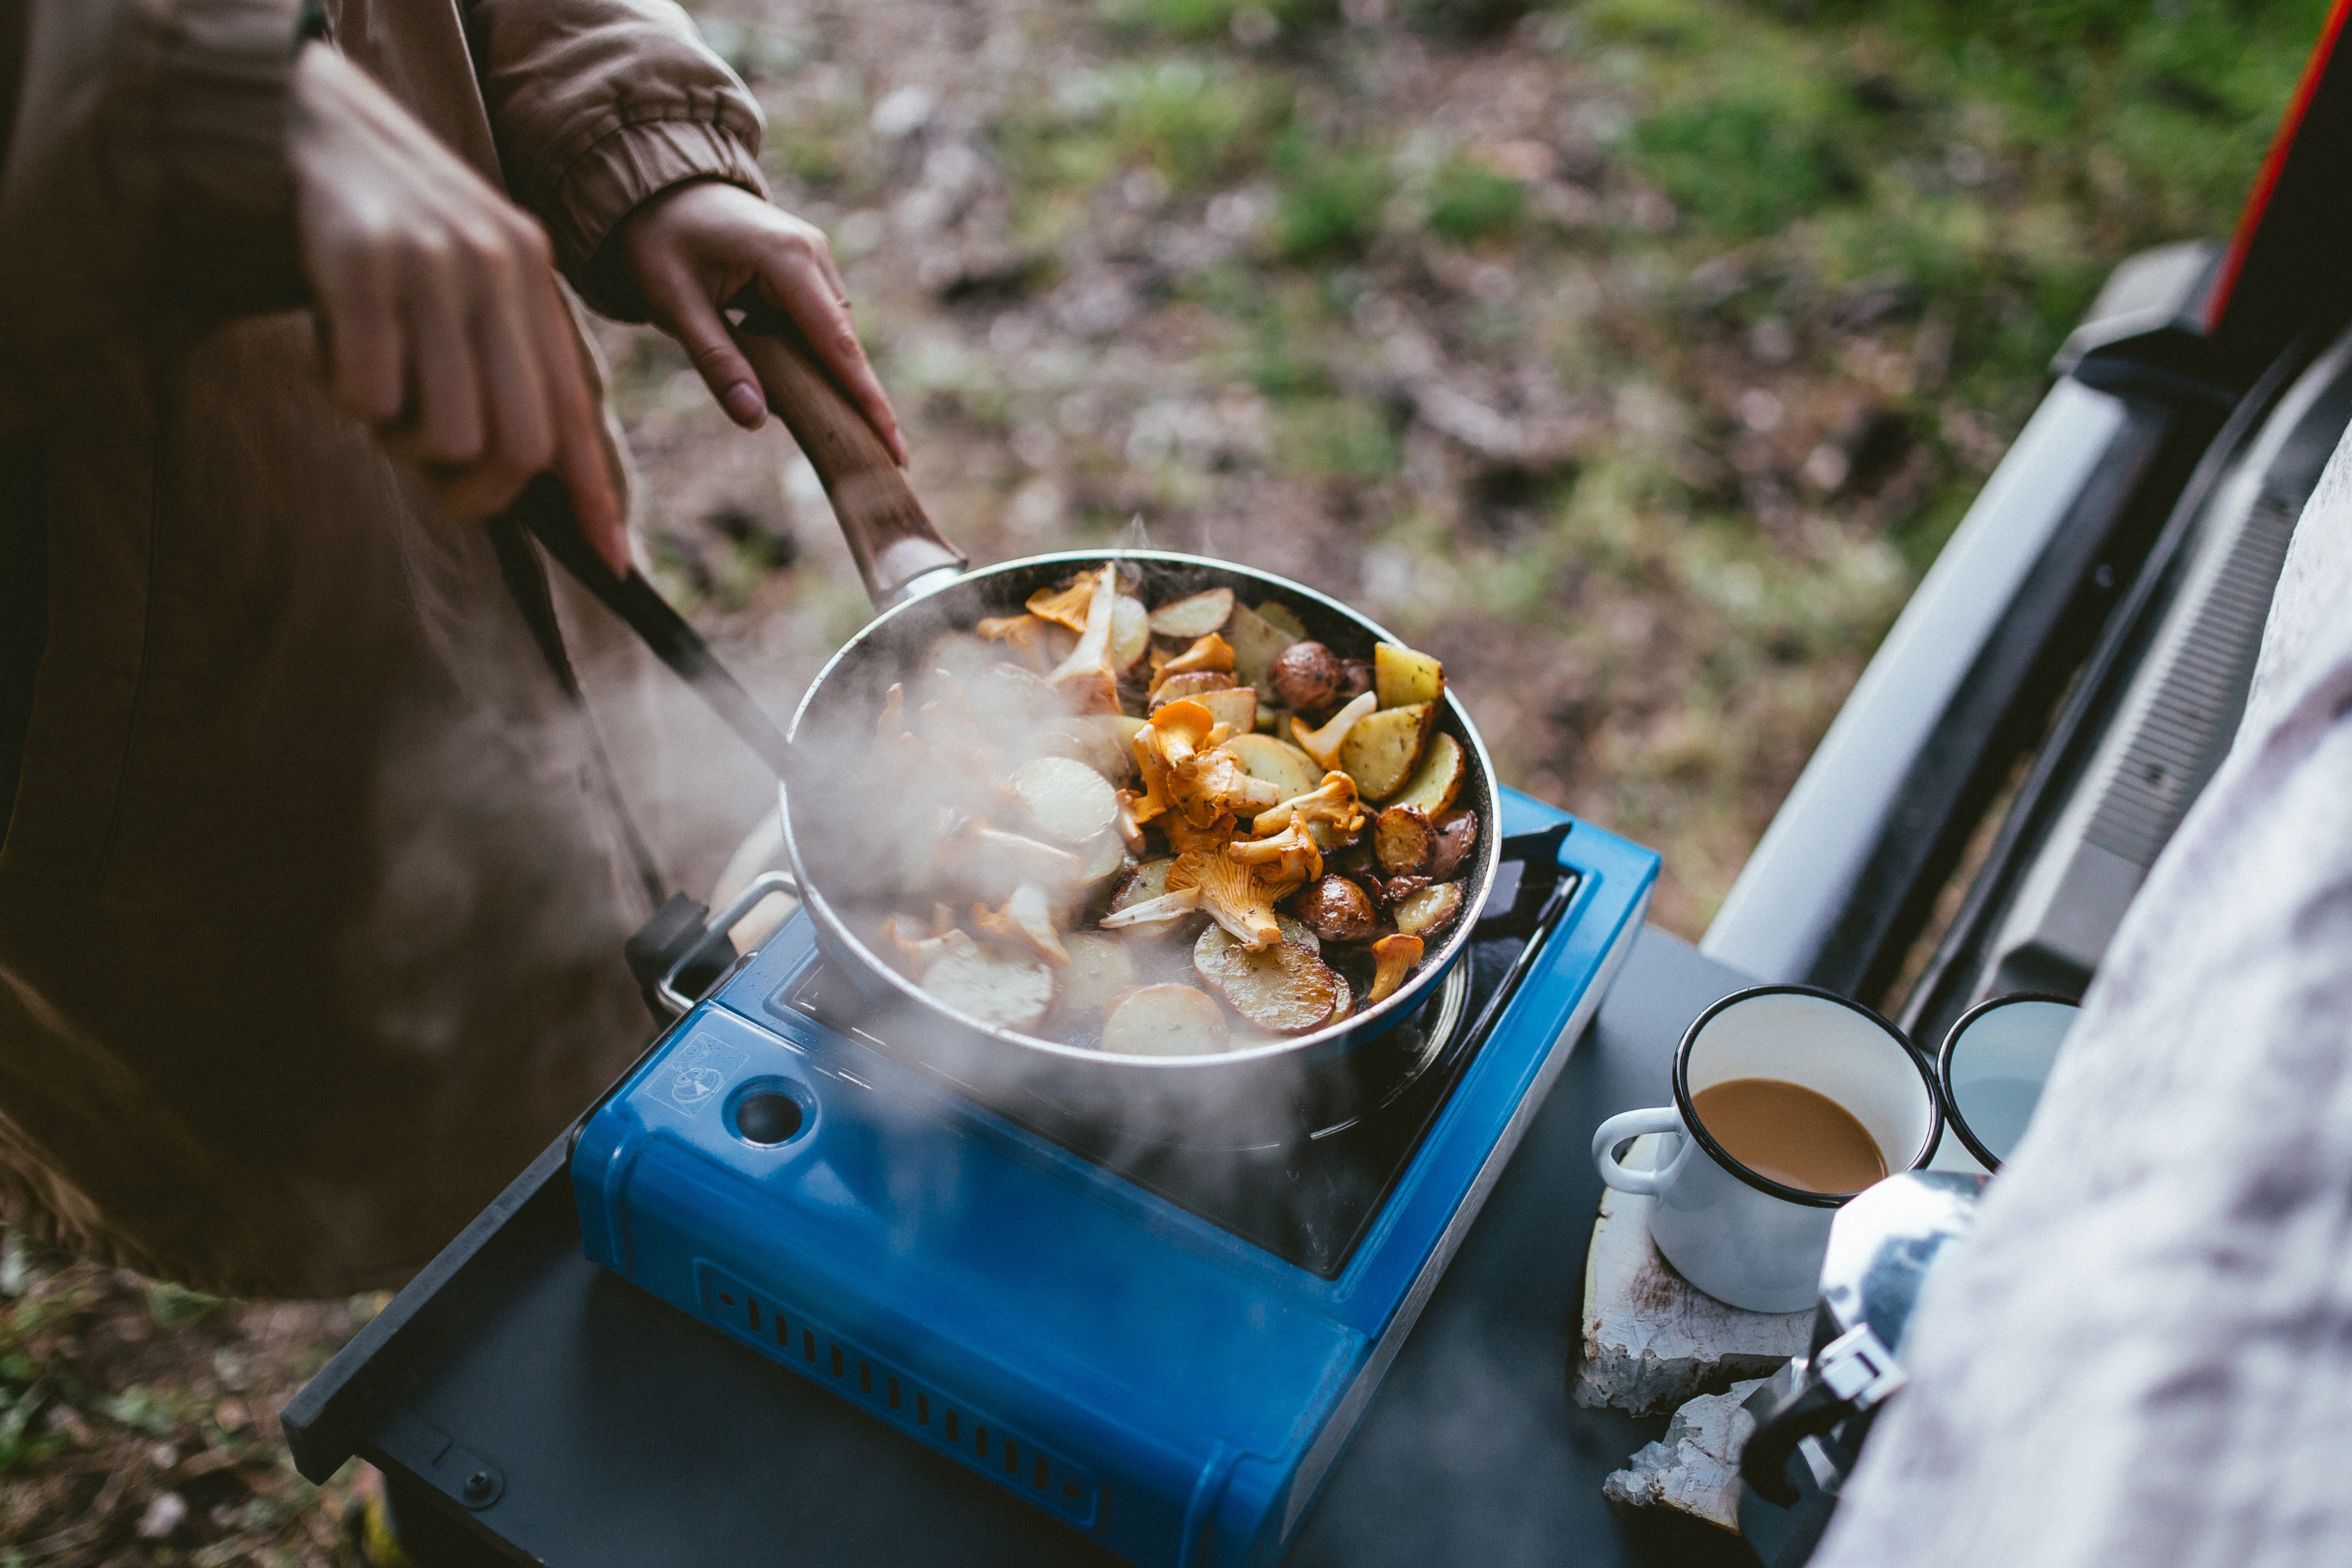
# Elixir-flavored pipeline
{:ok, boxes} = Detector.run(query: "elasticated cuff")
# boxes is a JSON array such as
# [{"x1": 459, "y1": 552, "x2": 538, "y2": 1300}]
[
  {"x1": 547, "y1": 116, "x2": 769, "y2": 322},
  {"x1": 133, "y1": 0, "x2": 308, "y2": 312}
]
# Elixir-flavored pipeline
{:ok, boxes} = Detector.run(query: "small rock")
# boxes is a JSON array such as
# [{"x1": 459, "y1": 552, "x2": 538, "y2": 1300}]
[
  {"x1": 1602, "y1": 1378, "x2": 1771, "y2": 1532},
  {"x1": 136, "y1": 1491, "x2": 188, "y2": 1541}
]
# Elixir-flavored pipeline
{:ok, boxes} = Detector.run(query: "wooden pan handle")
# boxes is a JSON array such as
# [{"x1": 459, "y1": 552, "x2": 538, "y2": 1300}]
[{"x1": 730, "y1": 312, "x2": 965, "y2": 608}]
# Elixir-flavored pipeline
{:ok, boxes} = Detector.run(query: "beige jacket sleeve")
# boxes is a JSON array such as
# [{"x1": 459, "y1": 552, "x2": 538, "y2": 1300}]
[
  {"x1": 0, "y1": 0, "x2": 306, "y2": 374},
  {"x1": 463, "y1": 0, "x2": 768, "y2": 322}
]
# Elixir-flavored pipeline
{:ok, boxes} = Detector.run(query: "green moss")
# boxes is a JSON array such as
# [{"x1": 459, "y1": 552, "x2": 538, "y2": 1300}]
[
  {"x1": 1274, "y1": 135, "x2": 1392, "y2": 260},
  {"x1": 1278, "y1": 397, "x2": 1401, "y2": 480},
  {"x1": 1425, "y1": 158, "x2": 1526, "y2": 244}
]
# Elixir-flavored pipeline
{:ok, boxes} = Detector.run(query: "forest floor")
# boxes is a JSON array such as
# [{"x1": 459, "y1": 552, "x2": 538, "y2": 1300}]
[{"x1": 1, "y1": 0, "x2": 2320, "y2": 1561}]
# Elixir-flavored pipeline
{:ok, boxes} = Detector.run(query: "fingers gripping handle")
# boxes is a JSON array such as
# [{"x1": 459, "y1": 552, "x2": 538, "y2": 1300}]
[
  {"x1": 729, "y1": 310, "x2": 965, "y2": 609},
  {"x1": 1592, "y1": 1106, "x2": 1691, "y2": 1196}
]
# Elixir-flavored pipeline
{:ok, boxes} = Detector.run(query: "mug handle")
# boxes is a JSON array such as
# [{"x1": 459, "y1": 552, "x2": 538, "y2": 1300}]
[{"x1": 1592, "y1": 1106, "x2": 1692, "y2": 1196}]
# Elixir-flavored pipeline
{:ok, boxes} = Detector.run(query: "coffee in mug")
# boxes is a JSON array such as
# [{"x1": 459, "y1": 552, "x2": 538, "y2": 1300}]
[
  {"x1": 1689, "y1": 1078, "x2": 1888, "y2": 1195},
  {"x1": 1592, "y1": 986, "x2": 1942, "y2": 1313}
]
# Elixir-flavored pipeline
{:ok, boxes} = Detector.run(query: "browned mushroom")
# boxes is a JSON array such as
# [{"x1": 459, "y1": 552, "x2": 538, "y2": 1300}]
[
  {"x1": 1428, "y1": 807, "x2": 1479, "y2": 879},
  {"x1": 1269, "y1": 641, "x2": 1343, "y2": 712},
  {"x1": 1294, "y1": 874, "x2": 1377, "y2": 943}
]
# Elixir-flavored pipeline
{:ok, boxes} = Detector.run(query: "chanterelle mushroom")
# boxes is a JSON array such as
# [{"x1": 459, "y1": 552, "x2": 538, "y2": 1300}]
[
  {"x1": 1129, "y1": 698, "x2": 1225, "y2": 825},
  {"x1": 1170, "y1": 742, "x2": 1280, "y2": 830},
  {"x1": 1169, "y1": 835, "x2": 1318, "y2": 951},
  {"x1": 1365, "y1": 933, "x2": 1425, "y2": 1006},
  {"x1": 1225, "y1": 821, "x2": 1322, "y2": 887},
  {"x1": 1149, "y1": 633, "x2": 1235, "y2": 696},
  {"x1": 881, "y1": 916, "x2": 968, "y2": 978},
  {"x1": 976, "y1": 613, "x2": 1073, "y2": 673},
  {"x1": 1292, "y1": 691, "x2": 1377, "y2": 771},
  {"x1": 1025, "y1": 575, "x2": 1100, "y2": 632},
  {"x1": 1045, "y1": 564, "x2": 1122, "y2": 715},
  {"x1": 1251, "y1": 771, "x2": 1368, "y2": 848},
  {"x1": 971, "y1": 884, "x2": 1070, "y2": 966}
]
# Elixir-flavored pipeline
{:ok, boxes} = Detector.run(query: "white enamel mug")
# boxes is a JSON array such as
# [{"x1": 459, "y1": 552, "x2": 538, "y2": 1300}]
[
  {"x1": 1935, "y1": 992, "x2": 2078, "y2": 1172},
  {"x1": 1591, "y1": 985, "x2": 1943, "y2": 1313}
]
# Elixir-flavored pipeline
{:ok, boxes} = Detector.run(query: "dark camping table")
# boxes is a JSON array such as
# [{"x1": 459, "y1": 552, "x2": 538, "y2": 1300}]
[{"x1": 284, "y1": 926, "x2": 1759, "y2": 1567}]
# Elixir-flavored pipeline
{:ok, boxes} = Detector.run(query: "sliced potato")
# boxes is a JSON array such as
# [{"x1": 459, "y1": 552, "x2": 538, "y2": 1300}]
[
  {"x1": 1193, "y1": 687, "x2": 1257, "y2": 735},
  {"x1": 958, "y1": 662, "x2": 1058, "y2": 731},
  {"x1": 1193, "y1": 925, "x2": 1341, "y2": 1034},
  {"x1": 1374, "y1": 805, "x2": 1435, "y2": 876},
  {"x1": 1100, "y1": 983, "x2": 1231, "y2": 1055},
  {"x1": 1148, "y1": 587, "x2": 1234, "y2": 640},
  {"x1": 1339, "y1": 702, "x2": 1435, "y2": 800},
  {"x1": 1052, "y1": 715, "x2": 1145, "y2": 781},
  {"x1": 1428, "y1": 807, "x2": 1479, "y2": 880},
  {"x1": 920, "y1": 632, "x2": 999, "y2": 689},
  {"x1": 1328, "y1": 966, "x2": 1354, "y2": 1024},
  {"x1": 1385, "y1": 733, "x2": 1466, "y2": 815},
  {"x1": 1224, "y1": 600, "x2": 1298, "y2": 703},
  {"x1": 1255, "y1": 601, "x2": 1308, "y2": 640},
  {"x1": 1073, "y1": 828, "x2": 1130, "y2": 887},
  {"x1": 1058, "y1": 932, "x2": 1135, "y2": 1017},
  {"x1": 1394, "y1": 881, "x2": 1466, "y2": 939},
  {"x1": 923, "y1": 941, "x2": 1054, "y2": 1030},
  {"x1": 1148, "y1": 671, "x2": 1238, "y2": 710},
  {"x1": 1224, "y1": 733, "x2": 1322, "y2": 803},
  {"x1": 1276, "y1": 912, "x2": 1321, "y2": 954},
  {"x1": 1011, "y1": 755, "x2": 1119, "y2": 844},
  {"x1": 947, "y1": 823, "x2": 1088, "y2": 900},
  {"x1": 1110, "y1": 594, "x2": 1152, "y2": 671},
  {"x1": 1374, "y1": 642, "x2": 1445, "y2": 710},
  {"x1": 1110, "y1": 858, "x2": 1175, "y2": 912}
]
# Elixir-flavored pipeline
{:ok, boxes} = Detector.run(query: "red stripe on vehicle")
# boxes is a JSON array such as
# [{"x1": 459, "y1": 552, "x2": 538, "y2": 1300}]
[{"x1": 2206, "y1": 0, "x2": 2352, "y2": 333}]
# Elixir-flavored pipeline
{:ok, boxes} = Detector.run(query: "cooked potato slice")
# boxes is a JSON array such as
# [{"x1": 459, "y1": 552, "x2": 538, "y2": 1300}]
[
  {"x1": 1194, "y1": 925, "x2": 1341, "y2": 1034},
  {"x1": 1428, "y1": 807, "x2": 1479, "y2": 879},
  {"x1": 1193, "y1": 687, "x2": 1257, "y2": 735},
  {"x1": 1011, "y1": 755, "x2": 1119, "y2": 844},
  {"x1": 1294, "y1": 874, "x2": 1377, "y2": 943},
  {"x1": 1148, "y1": 671, "x2": 1238, "y2": 709},
  {"x1": 922, "y1": 941, "x2": 1054, "y2": 1030},
  {"x1": 1385, "y1": 733, "x2": 1466, "y2": 815},
  {"x1": 1224, "y1": 601, "x2": 1298, "y2": 702},
  {"x1": 1225, "y1": 733, "x2": 1322, "y2": 801},
  {"x1": 1100, "y1": 983, "x2": 1230, "y2": 1055},
  {"x1": 1148, "y1": 587, "x2": 1234, "y2": 639},
  {"x1": 1059, "y1": 932, "x2": 1136, "y2": 1017},
  {"x1": 1374, "y1": 643, "x2": 1445, "y2": 709},
  {"x1": 1374, "y1": 805, "x2": 1436, "y2": 876},
  {"x1": 1051, "y1": 715, "x2": 1144, "y2": 782},
  {"x1": 1255, "y1": 601, "x2": 1308, "y2": 640},
  {"x1": 1339, "y1": 702, "x2": 1435, "y2": 799},
  {"x1": 1110, "y1": 858, "x2": 1175, "y2": 912},
  {"x1": 1073, "y1": 829, "x2": 1130, "y2": 887},
  {"x1": 1110, "y1": 594, "x2": 1152, "y2": 671},
  {"x1": 921, "y1": 632, "x2": 999, "y2": 689},
  {"x1": 1394, "y1": 881, "x2": 1466, "y2": 938}
]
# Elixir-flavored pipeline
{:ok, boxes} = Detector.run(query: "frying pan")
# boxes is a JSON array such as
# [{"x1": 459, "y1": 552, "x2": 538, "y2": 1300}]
[{"x1": 519, "y1": 304, "x2": 1504, "y2": 1112}]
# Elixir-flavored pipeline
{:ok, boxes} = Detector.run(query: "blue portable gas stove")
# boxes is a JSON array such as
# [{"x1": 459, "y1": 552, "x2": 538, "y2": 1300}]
[{"x1": 570, "y1": 788, "x2": 1655, "y2": 1567}]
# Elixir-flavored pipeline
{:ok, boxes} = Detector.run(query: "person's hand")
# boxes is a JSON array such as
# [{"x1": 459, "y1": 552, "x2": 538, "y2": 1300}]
[
  {"x1": 613, "y1": 180, "x2": 908, "y2": 465},
  {"x1": 288, "y1": 46, "x2": 627, "y2": 573}
]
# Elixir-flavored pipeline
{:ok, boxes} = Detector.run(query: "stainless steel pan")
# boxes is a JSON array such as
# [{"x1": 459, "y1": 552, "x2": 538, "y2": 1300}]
[{"x1": 524, "y1": 307, "x2": 1503, "y2": 1113}]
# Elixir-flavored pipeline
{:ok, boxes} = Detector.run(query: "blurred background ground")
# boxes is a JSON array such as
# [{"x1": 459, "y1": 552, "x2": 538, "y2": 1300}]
[{"x1": 2, "y1": 0, "x2": 2326, "y2": 1560}]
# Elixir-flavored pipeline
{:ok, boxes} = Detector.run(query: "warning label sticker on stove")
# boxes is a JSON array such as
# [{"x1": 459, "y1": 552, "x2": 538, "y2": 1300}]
[{"x1": 652, "y1": 1035, "x2": 746, "y2": 1118}]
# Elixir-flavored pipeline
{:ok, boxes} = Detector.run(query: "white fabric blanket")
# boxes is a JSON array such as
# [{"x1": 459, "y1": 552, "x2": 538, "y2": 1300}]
[{"x1": 1814, "y1": 424, "x2": 2352, "y2": 1564}]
